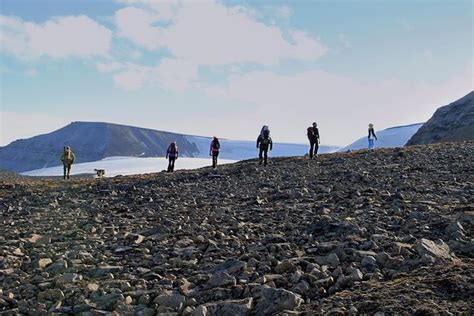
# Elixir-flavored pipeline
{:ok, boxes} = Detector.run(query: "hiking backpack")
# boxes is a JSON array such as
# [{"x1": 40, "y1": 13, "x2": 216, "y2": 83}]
[
  {"x1": 261, "y1": 137, "x2": 271, "y2": 147},
  {"x1": 169, "y1": 143, "x2": 177, "y2": 154},
  {"x1": 261, "y1": 125, "x2": 270, "y2": 138},
  {"x1": 213, "y1": 139, "x2": 220, "y2": 150}
]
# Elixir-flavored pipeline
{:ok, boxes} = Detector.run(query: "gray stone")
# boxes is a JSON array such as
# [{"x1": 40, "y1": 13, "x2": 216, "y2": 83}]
[
  {"x1": 415, "y1": 238, "x2": 453, "y2": 262},
  {"x1": 192, "y1": 305, "x2": 208, "y2": 316},
  {"x1": 92, "y1": 293, "x2": 124, "y2": 311},
  {"x1": 315, "y1": 253, "x2": 340, "y2": 267},
  {"x1": 211, "y1": 259, "x2": 247, "y2": 275},
  {"x1": 205, "y1": 298, "x2": 253, "y2": 315},
  {"x1": 154, "y1": 291, "x2": 186, "y2": 310},
  {"x1": 350, "y1": 269, "x2": 363, "y2": 282},
  {"x1": 361, "y1": 256, "x2": 377, "y2": 269},
  {"x1": 255, "y1": 287, "x2": 303, "y2": 314},
  {"x1": 89, "y1": 265, "x2": 123, "y2": 278},
  {"x1": 445, "y1": 222, "x2": 466, "y2": 240},
  {"x1": 208, "y1": 272, "x2": 236, "y2": 288},
  {"x1": 37, "y1": 289, "x2": 65, "y2": 302},
  {"x1": 275, "y1": 260, "x2": 297, "y2": 274},
  {"x1": 38, "y1": 258, "x2": 53, "y2": 270},
  {"x1": 56, "y1": 273, "x2": 81, "y2": 285},
  {"x1": 45, "y1": 260, "x2": 68, "y2": 275}
]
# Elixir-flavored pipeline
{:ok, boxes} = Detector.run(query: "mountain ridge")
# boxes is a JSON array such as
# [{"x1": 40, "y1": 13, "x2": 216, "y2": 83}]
[
  {"x1": 407, "y1": 91, "x2": 474, "y2": 145},
  {"x1": 0, "y1": 121, "x2": 338, "y2": 173}
]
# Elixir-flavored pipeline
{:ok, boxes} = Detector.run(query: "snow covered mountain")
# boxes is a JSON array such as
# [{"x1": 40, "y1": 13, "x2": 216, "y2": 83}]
[
  {"x1": 0, "y1": 121, "x2": 339, "y2": 173},
  {"x1": 338, "y1": 123, "x2": 423, "y2": 152}
]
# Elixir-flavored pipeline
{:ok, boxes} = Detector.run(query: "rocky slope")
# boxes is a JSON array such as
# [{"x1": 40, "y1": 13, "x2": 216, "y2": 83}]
[
  {"x1": 407, "y1": 91, "x2": 474, "y2": 145},
  {"x1": 0, "y1": 142, "x2": 473, "y2": 314}
]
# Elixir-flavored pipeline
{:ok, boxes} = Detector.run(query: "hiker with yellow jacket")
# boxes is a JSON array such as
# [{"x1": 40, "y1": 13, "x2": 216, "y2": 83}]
[{"x1": 60, "y1": 146, "x2": 75, "y2": 179}]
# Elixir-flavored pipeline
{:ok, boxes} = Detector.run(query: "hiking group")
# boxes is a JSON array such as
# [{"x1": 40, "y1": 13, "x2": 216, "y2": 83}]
[{"x1": 60, "y1": 123, "x2": 378, "y2": 178}]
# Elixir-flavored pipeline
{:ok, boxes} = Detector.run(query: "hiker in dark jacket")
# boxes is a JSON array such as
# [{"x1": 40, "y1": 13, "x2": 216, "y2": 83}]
[
  {"x1": 209, "y1": 136, "x2": 220, "y2": 169},
  {"x1": 307, "y1": 122, "x2": 320, "y2": 159},
  {"x1": 60, "y1": 146, "x2": 75, "y2": 180},
  {"x1": 257, "y1": 126, "x2": 273, "y2": 166},
  {"x1": 166, "y1": 142, "x2": 178, "y2": 172},
  {"x1": 368, "y1": 123, "x2": 378, "y2": 151}
]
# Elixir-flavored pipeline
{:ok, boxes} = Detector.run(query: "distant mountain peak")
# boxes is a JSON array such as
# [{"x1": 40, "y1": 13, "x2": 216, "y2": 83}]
[{"x1": 407, "y1": 91, "x2": 474, "y2": 145}]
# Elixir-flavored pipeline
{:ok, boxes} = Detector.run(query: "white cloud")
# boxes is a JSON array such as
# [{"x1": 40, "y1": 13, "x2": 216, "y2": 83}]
[
  {"x1": 0, "y1": 15, "x2": 112, "y2": 59},
  {"x1": 105, "y1": 58, "x2": 198, "y2": 91},
  {"x1": 115, "y1": 1, "x2": 326, "y2": 66},
  {"x1": 113, "y1": 66, "x2": 148, "y2": 91},
  {"x1": 205, "y1": 63, "x2": 473, "y2": 145},
  {"x1": 154, "y1": 58, "x2": 198, "y2": 91},
  {"x1": 96, "y1": 61, "x2": 124, "y2": 73},
  {"x1": 0, "y1": 16, "x2": 31, "y2": 58},
  {"x1": 115, "y1": 7, "x2": 165, "y2": 50},
  {"x1": 117, "y1": 0, "x2": 178, "y2": 21}
]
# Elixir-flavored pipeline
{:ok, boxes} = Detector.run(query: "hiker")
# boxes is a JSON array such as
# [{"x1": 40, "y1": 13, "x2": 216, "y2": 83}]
[
  {"x1": 209, "y1": 136, "x2": 220, "y2": 169},
  {"x1": 166, "y1": 142, "x2": 178, "y2": 172},
  {"x1": 368, "y1": 123, "x2": 378, "y2": 151},
  {"x1": 307, "y1": 122, "x2": 320, "y2": 159},
  {"x1": 60, "y1": 146, "x2": 75, "y2": 180},
  {"x1": 257, "y1": 126, "x2": 273, "y2": 166}
]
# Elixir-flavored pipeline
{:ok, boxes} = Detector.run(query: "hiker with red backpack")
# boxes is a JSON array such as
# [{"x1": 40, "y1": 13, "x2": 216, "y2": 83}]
[
  {"x1": 257, "y1": 125, "x2": 273, "y2": 166},
  {"x1": 307, "y1": 122, "x2": 320, "y2": 159},
  {"x1": 166, "y1": 142, "x2": 178, "y2": 172},
  {"x1": 209, "y1": 136, "x2": 220, "y2": 169}
]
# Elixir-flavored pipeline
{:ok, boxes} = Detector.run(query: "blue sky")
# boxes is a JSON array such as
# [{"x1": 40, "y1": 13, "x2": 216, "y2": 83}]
[{"x1": 1, "y1": 0, "x2": 472, "y2": 146}]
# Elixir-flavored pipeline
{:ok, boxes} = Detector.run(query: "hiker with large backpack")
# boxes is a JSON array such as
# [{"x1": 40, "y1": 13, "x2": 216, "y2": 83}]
[
  {"x1": 209, "y1": 136, "x2": 220, "y2": 169},
  {"x1": 368, "y1": 123, "x2": 378, "y2": 151},
  {"x1": 257, "y1": 126, "x2": 273, "y2": 166},
  {"x1": 166, "y1": 142, "x2": 178, "y2": 172},
  {"x1": 60, "y1": 146, "x2": 75, "y2": 180},
  {"x1": 307, "y1": 122, "x2": 320, "y2": 159}
]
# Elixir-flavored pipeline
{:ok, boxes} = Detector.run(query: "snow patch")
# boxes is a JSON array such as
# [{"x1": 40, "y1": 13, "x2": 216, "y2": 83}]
[{"x1": 22, "y1": 157, "x2": 237, "y2": 177}]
